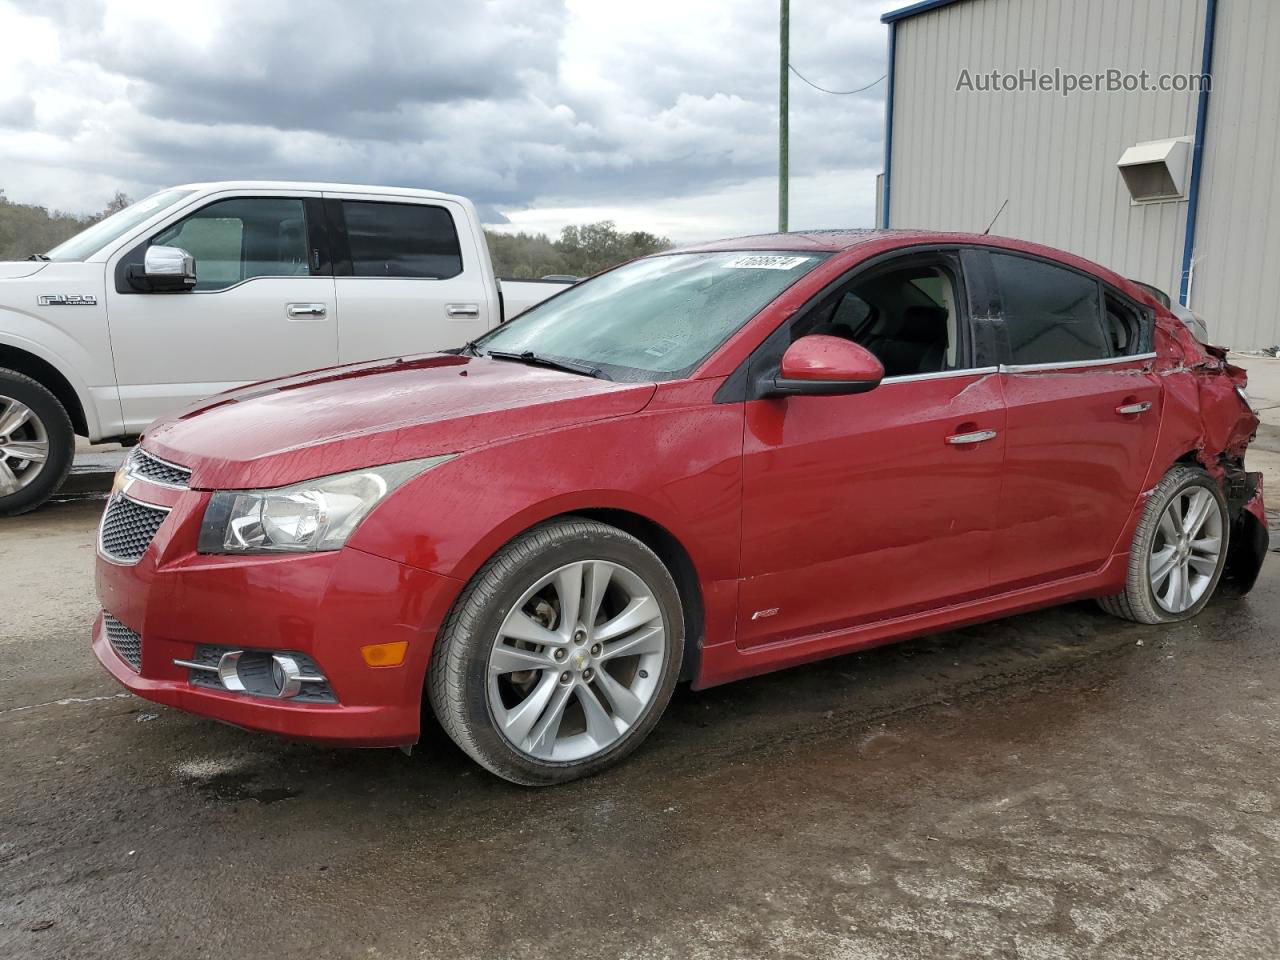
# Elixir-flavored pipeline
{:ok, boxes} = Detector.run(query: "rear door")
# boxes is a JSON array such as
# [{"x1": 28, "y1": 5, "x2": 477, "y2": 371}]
[
  {"x1": 323, "y1": 193, "x2": 495, "y2": 363},
  {"x1": 105, "y1": 191, "x2": 338, "y2": 433},
  {"x1": 981, "y1": 249, "x2": 1163, "y2": 590}
]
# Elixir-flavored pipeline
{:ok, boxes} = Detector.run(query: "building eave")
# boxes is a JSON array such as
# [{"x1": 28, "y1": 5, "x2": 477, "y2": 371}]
[{"x1": 881, "y1": 0, "x2": 972, "y2": 24}]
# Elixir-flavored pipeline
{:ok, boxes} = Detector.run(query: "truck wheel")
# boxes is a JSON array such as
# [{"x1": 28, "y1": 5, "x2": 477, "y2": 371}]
[
  {"x1": 428, "y1": 517, "x2": 684, "y2": 786},
  {"x1": 0, "y1": 369, "x2": 75, "y2": 516},
  {"x1": 1098, "y1": 465, "x2": 1230, "y2": 624}
]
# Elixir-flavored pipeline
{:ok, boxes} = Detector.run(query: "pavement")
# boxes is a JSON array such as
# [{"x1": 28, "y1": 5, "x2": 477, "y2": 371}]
[{"x1": 0, "y1": 363, "x2": 1275, "y2": 959}]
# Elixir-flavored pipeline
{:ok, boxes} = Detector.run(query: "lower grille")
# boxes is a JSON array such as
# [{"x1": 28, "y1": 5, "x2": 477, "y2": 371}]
[
  {"x1": 104, "y1": 613, "x2": 142, "y2": 672},
  {"x1": 99, "y1": 494, "x2": 169, "y2": 564}
]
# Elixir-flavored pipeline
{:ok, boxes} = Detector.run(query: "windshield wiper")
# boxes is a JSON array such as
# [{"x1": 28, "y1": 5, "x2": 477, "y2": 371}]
[
  {"x1": 485, "y1": 350, "x2": 609, "y2": 380},
  {"x1": 26, "y1": 254, "x2": 50, "y2": 261}
]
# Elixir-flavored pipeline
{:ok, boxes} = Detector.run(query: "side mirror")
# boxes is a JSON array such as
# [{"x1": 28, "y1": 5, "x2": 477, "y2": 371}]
[
  {"x1": 764, "y1": 335, "x2": 885, "y2": 397},
  {"x1": 142, "y1": 245, "x2": 196, "y2": 292}
]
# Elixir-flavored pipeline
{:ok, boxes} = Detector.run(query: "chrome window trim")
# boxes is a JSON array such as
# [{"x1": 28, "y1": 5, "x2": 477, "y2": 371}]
[
  {"x1": 127, "y1": 448, "x2": 192, "y2": 489},
  {"x1": 999, "y1": 352, "x2": 1157, "y2": 374},
  {"x1": 880, "y1": 366, "x2": 999, "y2": 385},
  {"x1": 97, "y1": 492, "x2": 173, "y2": 567}
]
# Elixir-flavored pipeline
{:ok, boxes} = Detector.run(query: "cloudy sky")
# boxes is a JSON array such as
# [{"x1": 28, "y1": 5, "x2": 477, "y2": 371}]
[{"x1": 0, "y1": 0, "x2": 891, "y2": 242}]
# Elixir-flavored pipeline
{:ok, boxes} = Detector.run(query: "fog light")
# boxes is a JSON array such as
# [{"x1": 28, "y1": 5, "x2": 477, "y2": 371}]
[
  {"x1": 270, "y1": 654, "x2": 304, "y2": 698},
  {"x1": 361, "y1": 641, "x2": 408, "y2": 667}
]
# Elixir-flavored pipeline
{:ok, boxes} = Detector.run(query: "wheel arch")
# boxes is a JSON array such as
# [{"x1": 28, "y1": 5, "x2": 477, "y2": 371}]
[
  {"x1": 566, "y1": 507, "x2": 705, "y2": 684},
  {"x1": 0, "y1": 342, "x2": 90, "y2": 436}
]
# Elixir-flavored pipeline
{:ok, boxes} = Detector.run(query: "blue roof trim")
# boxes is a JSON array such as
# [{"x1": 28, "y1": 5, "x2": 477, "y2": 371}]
[
  {"x1": 1179, "y1": 0, "x2": 1218, "y2": 306},
  {"x1": 881, "y1": 0, "x2": 970, "y2": 24}
]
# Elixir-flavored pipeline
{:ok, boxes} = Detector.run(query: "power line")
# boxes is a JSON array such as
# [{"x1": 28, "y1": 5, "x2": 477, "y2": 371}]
[{"x1": 788, "y1": 63, "x2": 886, "y2": 96}]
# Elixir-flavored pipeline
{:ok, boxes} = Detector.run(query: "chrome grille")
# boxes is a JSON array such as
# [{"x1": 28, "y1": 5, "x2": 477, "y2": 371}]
[
  {"x1": 129, "y1": 448, "x2": 191, "y2": 488},
  {"x1": 104, "y1": 613, "x2": 142, "y2": 671},
  {"x1": 99, "y1": 495, "x2": 169, "y2": 564}
]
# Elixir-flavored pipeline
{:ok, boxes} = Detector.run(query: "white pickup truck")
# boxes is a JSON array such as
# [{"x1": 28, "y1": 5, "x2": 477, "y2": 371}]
[{"x1": 0, "y1": 181, "x2": 573, "y2": 514}]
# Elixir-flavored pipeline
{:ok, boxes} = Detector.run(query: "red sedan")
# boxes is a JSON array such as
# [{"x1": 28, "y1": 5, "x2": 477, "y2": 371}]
[{"x1": 93, "y1": 230, "x2": 1268, "y2": 785}]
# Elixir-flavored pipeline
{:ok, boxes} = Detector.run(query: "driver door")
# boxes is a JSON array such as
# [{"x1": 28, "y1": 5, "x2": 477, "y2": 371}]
[
  {"x1": 736, "y1": 250, "x2": 1008, "y2": 648},
  {"x1": 106, "y1": 191, "x2": 338, "y2": 433}
]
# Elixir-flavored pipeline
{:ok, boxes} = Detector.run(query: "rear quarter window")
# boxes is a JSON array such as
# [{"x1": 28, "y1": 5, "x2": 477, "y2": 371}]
[{"x1": 342, "y1": 201, "x2": 463, "y2": 280}]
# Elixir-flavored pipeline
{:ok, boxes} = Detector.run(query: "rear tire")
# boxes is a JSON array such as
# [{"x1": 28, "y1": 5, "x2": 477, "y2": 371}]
[
  {"x1": 0, "y1": 369, "x2": 75, "y2": 517},
  {"x1": 428, "y1": 517, "x2": 684, "y2": 786},
  {"x1": 1098, "y1": 465, "x2": 1229, "y2": 624}
]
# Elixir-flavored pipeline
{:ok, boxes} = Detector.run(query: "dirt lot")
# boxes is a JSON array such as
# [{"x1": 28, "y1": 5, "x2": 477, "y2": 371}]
[{"x1": 2, "y1": 449, "x2": 1278, "y2": 959}]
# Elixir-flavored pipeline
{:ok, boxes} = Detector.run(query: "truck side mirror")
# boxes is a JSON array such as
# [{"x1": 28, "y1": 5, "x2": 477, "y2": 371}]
[{"x1": 140, "y1": 245, "x2": 197, "y2": 292}]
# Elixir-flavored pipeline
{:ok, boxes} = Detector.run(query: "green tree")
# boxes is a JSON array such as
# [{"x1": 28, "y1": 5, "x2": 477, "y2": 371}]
[
  {"x1": 484, "y1": 220, "x2": 671, "y2": 279},
  {"x1": 0, "y1": 189, "x2": 133, "y2": 261}
]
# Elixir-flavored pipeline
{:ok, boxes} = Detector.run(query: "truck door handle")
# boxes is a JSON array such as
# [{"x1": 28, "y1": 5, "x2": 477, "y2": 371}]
[
  {"x1": 446, "y1": 303, "x2": 480, "y2": 319},
  {"x1": 1116, "y1": 401, "x2": 1153, "y2": 416},
  {"x1": 286, "y1": 303, "x2": 327, "y2": 320},
  {"x1": 946, "y1": 429, "x2": 998, "y2": 445}
]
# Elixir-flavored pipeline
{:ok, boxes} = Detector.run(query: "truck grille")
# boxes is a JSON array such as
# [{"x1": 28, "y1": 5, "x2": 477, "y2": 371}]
[
  {"x1": 104, "y1": 613, "x2": 142, "y2": 671},
  {"x1": 99, "y1": 494, "x2": 169, "y2": 564},
  {"x1": 128, "y1": 448, "x2": 192, "y2": 488}
]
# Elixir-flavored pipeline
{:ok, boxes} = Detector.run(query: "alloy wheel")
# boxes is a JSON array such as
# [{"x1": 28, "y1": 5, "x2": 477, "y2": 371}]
[
  {"x1": 487, "y1": 559, "x2": 668, "y2": 762},
  {"x1": 0, "y1": 395, "x2": 50, "y2": 497},
  {"x1": 1149, "y1": 485, "x2": 1223, "y2": 614}
]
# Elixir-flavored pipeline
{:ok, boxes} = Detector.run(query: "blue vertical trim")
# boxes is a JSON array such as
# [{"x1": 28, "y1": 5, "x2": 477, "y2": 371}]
[
  {"x1": 1179, "y1": 0, "x2": 1218, "y2": 306},
  {"x1": 881, "y1": 21, "x2": 897, "y2": 229}
]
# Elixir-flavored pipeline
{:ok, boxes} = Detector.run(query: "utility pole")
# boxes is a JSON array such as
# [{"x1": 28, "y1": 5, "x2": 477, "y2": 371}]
[{"x1": 778, "y1": 0, "x2": 789, "y2": 233}]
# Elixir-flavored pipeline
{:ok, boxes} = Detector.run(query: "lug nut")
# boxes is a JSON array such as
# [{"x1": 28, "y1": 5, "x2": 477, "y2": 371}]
[
  {"x1": 553, "y1": 648, "x2": 567, "y2": 662},
  {"x1": 559, "y1": 671, "x2": 572, "y2": 684},
  {"x1": 639, "y1": 670, "x2": 649, "y2": 679},
  {"x1": 590, "y1": 643, "x2": 601, "y2": 656},
  {"x1": 574, "y1": 629, "x2": 587, "y2": 644},
  {"x1": 582, "y1": 668, "x2": 595, "y2": 681}
]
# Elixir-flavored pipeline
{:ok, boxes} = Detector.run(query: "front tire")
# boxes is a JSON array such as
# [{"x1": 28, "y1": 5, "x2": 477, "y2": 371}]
[
  {"x1": 428, "y1": 517, "x2": 684, "y2": 786},
  {"x1": 0, "y1": 369, "x2": 75, "y2": 517},
  {"x1": 1098, "y1": 464, "x2": 1230, "y2": 624}
]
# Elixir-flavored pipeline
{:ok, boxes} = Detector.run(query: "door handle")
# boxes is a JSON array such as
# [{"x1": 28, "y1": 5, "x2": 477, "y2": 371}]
[
  {"x1": 286, "y1": 303, "x2": 327, "y2": 320},
  {"x1": 946, "y1": 429, "x2": 998, "y2": 445},
  {"x1": 446, "y1": 303, "x2": 480, "y2": 319},
  {"x1": 1116, "y1": 401, "x2": 1153, "y2": 416}
]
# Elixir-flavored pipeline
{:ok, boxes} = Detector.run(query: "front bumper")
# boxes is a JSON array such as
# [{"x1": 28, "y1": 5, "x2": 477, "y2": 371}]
[{"x1": 93, "y1": 483, "x2": 462, "y2": 748}]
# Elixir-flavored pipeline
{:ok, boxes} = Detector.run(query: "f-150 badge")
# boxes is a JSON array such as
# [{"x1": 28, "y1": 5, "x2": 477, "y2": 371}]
[{"x1": 38, "y1": 294, "x2": 97, "y2": 306}]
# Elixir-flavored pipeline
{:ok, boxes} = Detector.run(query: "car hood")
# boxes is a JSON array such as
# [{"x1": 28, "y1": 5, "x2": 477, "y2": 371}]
[
  {"x1": 0, "y1": 260, "x2": 50, "y2": 280},
  {"x1": 143, "y1": 353, "x2": 657, "y2": 489}
]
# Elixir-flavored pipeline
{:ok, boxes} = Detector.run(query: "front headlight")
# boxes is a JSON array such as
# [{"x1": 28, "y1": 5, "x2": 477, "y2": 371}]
[
  {"x1": 197, "y1": 455, "x2": 455, "y2": 554},
  {"x1": 1236, "y1": 384, "x2": 1257, "y2": 414}
]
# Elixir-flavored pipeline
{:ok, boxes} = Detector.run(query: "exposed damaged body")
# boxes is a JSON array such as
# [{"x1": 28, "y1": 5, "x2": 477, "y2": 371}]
[{"x1": 92, "y1": 229, "x2": 1268, "y2": 785}]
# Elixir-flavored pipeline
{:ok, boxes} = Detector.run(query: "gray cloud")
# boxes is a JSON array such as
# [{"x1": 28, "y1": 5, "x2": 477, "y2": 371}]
[{"x1": 1, "y1": 0, "x2": 889, "y2": 233}]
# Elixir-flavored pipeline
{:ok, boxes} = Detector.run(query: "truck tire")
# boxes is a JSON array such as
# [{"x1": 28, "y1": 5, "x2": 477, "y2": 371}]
[
  {"x1": 428, "y1": 517, "x2": 684, "y2": 786},
  {"x1": 1097, "y1": 464, "x2": 1230, "y2": 624},
  {"x1": 0, "y1": 368, "x2": 75, "y2": 516}
]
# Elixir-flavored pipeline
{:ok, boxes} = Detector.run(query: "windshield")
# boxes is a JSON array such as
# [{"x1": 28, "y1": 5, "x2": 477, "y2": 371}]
[
  {"x1": 476, "y1": 251, "x2": 828, "y2": 381},
  {"x1": 45, "y1": 189, "x2": 197, "y2": 261}
]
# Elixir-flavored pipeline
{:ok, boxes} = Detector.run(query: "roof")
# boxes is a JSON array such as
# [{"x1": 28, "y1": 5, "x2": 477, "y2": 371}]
[
  {"x1": 168, "y1": 180, "x2": 467, "y2": 204},
  {"x1": 881, "y1": 0, "x2": 972, "y2": 24}
]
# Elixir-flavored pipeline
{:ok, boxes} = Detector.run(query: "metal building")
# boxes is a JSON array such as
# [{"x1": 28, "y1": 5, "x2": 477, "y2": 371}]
[{"x1": 878, "y1": 0, "x2": 1280, "y2": 349}]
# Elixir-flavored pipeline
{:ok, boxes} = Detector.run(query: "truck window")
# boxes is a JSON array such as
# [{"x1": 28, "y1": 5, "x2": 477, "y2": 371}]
[
  {"x1": 341, "y1": 201, "x2": 463, "y2": 280},
  {"x1": 152, "y1": 197, "x2": 310, "y2": 291}
]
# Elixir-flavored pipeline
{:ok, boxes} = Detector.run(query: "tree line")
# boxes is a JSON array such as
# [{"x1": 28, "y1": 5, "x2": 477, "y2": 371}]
[{"x1": 0, "y1": 189, "x2": 671, "y2": 277}]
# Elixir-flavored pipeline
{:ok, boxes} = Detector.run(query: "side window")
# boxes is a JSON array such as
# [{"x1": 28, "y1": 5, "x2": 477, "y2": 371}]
[
  {"x1": 342, "y1": 201, "x2": 462, "y2": 279},
  {"x1": 989, "y1": 253, "x2": 1108, "y2": 364},
  {"x1": 153, "y1": 197, "x2": 309, "y2": 292},
  {"x1": 1105, "y1": 293, "x2": 1148, "y2": 356},
  {"x1": 794, "y1": 259, "x2": 963, "y2": 377}
]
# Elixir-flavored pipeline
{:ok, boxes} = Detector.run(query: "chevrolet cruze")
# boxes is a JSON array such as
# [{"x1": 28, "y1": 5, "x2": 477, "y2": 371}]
[{"x1": 93, "y1": 230, "x2": 1268, "y2": 785}]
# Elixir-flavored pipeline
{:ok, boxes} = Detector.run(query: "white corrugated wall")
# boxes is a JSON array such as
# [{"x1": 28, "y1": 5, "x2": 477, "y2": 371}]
[
  {"x1": 1185, "y1": 0, "x2": 1280, "y2": 349},
  {"x1": 887, "y1": 0, "x2": 1211, "y2": 328}
]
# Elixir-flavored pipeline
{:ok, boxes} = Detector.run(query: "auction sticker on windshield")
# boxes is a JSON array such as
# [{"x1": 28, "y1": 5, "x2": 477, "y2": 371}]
[{"x1": 722, "y1": 255, "x2": 814, "y2": 270}]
